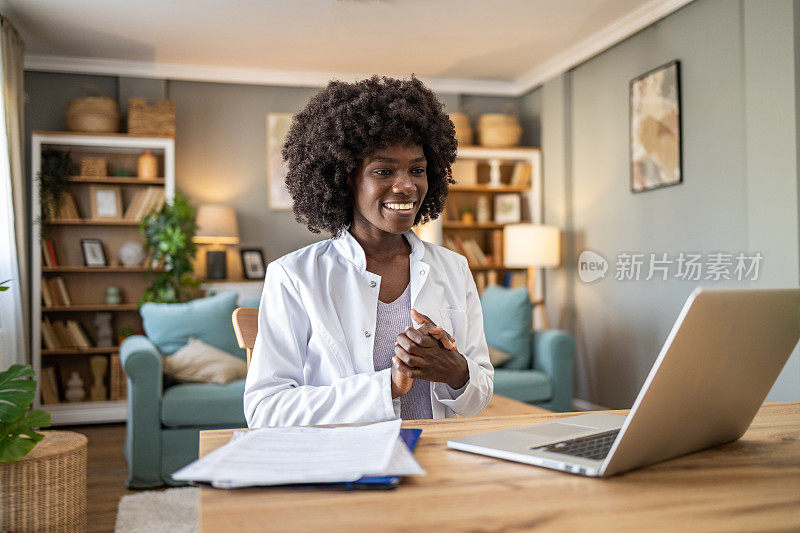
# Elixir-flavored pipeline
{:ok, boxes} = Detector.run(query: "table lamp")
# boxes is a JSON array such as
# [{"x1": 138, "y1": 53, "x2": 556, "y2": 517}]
[
  {"x1": 193, "y1": 204, "x2": 239, "y2": 279},
  {"x1": 503, "y1": 224, "x2": 560, "y2": 329}
]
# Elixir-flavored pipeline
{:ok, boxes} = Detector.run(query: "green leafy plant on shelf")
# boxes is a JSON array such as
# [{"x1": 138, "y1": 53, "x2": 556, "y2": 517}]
[
  {"x1": 0, "y1": 364, "x2": 51, "y2": 463},
  {"x1": 140, "y1": 190, "x2": 201, "y2": 303},
  {"x1": 37, "y1": 149, "x2": 76, "y2": 225}
]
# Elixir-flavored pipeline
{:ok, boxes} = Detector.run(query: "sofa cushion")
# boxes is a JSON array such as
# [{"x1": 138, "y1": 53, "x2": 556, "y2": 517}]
[
  {"x1": 479, "y1": 285, "x2": 532, "y2": 370},
  {"x1": 493, "y1": 369, "x2": 553, "y2": 403},
  {"x1": 140, "y1": 291, "x2": 244, "y2": 359},
  {"x1": 163, "y1": 337, "x2": 247, "y2": 384},
  {"x1": 161, "y1": 379, "x2": 247, "y2": 427}
]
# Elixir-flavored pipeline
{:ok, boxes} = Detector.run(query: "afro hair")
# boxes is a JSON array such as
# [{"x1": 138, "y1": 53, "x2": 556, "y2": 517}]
[{"x1": 281, "y1": 74, "x2": 457, "y2": 236}]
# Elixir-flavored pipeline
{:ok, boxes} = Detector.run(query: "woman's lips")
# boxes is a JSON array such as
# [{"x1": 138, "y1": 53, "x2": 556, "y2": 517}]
[{"x1": 382, "y1": 201, "x2": 416, "y2": 214}]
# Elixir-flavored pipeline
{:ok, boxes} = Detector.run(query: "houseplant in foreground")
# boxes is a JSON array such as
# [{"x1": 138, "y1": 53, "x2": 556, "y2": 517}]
[{"x1": 0, "y1": 364, "x2": 51, "y2": 462}]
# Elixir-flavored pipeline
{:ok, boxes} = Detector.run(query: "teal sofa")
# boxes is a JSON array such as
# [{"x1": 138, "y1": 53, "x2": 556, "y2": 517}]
[
  {"x1": 121, "y1": 292, "x2": 248, "y2": 488},
  {"x1": 481, "y1": 286, "x2": 574, "y2": 412}
]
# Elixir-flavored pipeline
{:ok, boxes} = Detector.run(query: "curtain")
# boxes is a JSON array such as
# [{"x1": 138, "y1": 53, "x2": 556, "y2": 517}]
[{"x1": 0, "y1": 16, "x2": 26, "y2": 369}]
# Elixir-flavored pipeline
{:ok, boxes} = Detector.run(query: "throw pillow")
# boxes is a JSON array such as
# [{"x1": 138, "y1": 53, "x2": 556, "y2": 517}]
[
  {"x1": 488, "y1": 346, "x2": 513, "y2": 368},
  {"x1": 163, "y1": 337, "x2": 247, "y2": 384},
  {"x1": 479, "y1": 285, "x2": 532, "y2": 370},
  {"x1": 140, "y1": 291, "x2": 245, "y2": 359}
]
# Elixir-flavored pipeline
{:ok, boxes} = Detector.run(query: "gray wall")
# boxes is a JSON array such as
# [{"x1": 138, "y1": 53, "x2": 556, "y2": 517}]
[
  {"x1": 24, "y1": 74, "x2": 518, "y2": 264},
  {"x1": 537, "y1": 0, "x2": 800, "y2": 408}
]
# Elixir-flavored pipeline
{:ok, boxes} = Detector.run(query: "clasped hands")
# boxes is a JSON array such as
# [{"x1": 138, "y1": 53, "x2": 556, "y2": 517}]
[{"x1": 390, "y1": 308, "x2": 469, "y2": 398}]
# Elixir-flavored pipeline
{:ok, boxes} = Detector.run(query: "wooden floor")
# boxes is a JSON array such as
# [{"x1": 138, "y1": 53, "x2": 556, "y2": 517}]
[{"x1": 65, "y1": 423, "x2": 135, "y2": 533}]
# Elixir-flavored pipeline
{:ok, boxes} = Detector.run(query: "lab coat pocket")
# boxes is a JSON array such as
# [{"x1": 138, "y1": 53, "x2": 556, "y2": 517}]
[{"x1": 440, "y1": 308, "x2": 467, "y2": 345}]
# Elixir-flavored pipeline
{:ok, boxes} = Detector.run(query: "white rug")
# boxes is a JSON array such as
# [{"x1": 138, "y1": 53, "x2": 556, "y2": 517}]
[{"x1": 115, "y1": 487, "x2": 199, "y2": 533}]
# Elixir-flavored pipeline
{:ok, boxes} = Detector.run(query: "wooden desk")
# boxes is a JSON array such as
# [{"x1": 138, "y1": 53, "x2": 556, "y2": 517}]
[{"x1": 199, "y1": 401, "x2": 800, "y2": 532}]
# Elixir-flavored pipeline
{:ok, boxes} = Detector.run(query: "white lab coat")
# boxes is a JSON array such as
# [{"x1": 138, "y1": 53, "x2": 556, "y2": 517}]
[{"x1": 244, "y1": 229, "x2": 494, "y2": 427}]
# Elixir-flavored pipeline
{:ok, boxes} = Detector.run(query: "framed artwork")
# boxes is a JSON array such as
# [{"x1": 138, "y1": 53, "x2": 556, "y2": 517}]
[
  {"x1": 89, "y1": 185, "x2": 123, "y2": 219},
  {"x1": 494, "y1": 193, "x2": 521, "y2": 224},
  {"x1": 241, "y1": 248, "x2": 266, "y2": 280},
  {"x1": 81, "y1": 239, "x2": 107, "y2": 267},
  {"x1": 630, "y1": 60, "x2": 682, "y2": 193},
  {"x1": 266, "y1": 113, "x2": 295, "y2": 210}
]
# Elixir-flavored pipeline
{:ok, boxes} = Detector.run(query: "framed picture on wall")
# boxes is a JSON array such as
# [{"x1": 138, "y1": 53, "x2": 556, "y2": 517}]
[
  {"x1": 630, "y1": 60, "x2": 682, "y2": 193},
  {"x1": 241, "y1": 248, "x2": 266, "y2": 280},
  {"x1": 494, "y1": 193, "x2": 521, "y2": 224},
  {"x1": 266, "y1": 113, "x2": 295, "y2": 210}
]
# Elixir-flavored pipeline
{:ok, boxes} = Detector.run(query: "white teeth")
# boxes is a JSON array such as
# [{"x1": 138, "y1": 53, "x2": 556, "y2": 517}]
[{"x1": 384, "y1": 202, "x2": 414, "y2": 210}]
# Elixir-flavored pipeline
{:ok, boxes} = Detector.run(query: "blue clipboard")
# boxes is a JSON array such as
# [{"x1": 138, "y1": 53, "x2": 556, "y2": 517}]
[{"x1": 304, "y1": 428, "x2": 423, "y2": 490}]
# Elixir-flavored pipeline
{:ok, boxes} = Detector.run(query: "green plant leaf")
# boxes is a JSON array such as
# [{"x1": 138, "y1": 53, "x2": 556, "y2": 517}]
[
  {"x1": 0, "y1": 364, "x2": 36, "y2": 422},
  {"x1": 0, "y1": 279, "x2": 11, "y2": 292},
  {"x1": 0, "y1": 408, "x2": 50, "y2": 463}
]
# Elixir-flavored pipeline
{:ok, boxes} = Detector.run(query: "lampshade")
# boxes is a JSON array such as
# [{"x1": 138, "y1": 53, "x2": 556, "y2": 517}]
[
  {"x1": 503, "y1": 224, "x2": 560, "y2": 268},
  {"x1": 193, "y1": 204, "x2": 239, "y2": 245}
]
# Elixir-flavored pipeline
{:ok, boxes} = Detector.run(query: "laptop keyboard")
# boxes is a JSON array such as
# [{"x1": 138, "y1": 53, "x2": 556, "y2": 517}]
[{"x1": 532, "y1": 429, "x2": 621, "y2": 460}]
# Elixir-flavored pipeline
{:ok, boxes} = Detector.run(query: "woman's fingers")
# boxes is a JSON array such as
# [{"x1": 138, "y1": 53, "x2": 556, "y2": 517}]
[
  {"x1": 410, "y1": 308, "x2": 457, "y2": 350},
  {"x1": 393, "y1": 355, "x2": 416, "y2": 378},
  {"x1": 393, "y1": 345, "x2": 426, "y2": 368}
]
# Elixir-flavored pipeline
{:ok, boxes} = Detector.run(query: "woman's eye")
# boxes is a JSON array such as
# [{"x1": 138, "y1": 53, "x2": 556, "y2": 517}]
[
  {"x1": 374, "y1": 169, "x2": 393, "y2": 176},
  {"x1": 411, "y1": 167, "x2": 427, "y2": 174}
]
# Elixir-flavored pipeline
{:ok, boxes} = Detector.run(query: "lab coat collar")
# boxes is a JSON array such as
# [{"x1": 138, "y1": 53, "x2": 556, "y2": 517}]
[{"x1": 333, "y1": 225, "x2": 426, "y2": 270}]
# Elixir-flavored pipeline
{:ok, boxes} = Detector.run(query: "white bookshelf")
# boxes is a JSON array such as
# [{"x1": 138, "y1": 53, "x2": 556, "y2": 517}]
[{"x1": 31, "y1": 132, "x2": 175, "y2": 424}]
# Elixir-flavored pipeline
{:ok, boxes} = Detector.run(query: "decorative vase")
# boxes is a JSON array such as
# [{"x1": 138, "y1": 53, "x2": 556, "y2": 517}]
[
  {"x1": 137, "y1": 150, "x2": 158, "y2": 179},
  {"x1": 93, "y1": 313, "x2": 114, "y2": 347},
  {"x1": 461, "y1": 211, "x2": 475, "y2": 225},
  {"x1": 119, "y1": 241, "x2": 145, "y2": 267},
  {"x1": 104, "y1": 286, "x2": 121, "y2": 305},
  {"x1": 65, "y1": 372, "x2": 86, "y2": 402}
]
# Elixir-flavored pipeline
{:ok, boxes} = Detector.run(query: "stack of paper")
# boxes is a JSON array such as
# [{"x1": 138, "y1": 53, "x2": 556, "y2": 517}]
[{"x1": 173, "y1": 419, "x2": 424, "y2": 489}]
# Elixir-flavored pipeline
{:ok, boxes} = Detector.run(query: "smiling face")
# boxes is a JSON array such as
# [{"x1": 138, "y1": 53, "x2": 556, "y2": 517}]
[{"x1": 350, "y1": 143, "x2": 428, "y2": 238}]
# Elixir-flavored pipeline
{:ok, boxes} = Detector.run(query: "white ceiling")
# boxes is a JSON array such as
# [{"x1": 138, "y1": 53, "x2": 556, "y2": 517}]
[{"x1": 2, "y1": 0, "x2": 692, "y2": 95}]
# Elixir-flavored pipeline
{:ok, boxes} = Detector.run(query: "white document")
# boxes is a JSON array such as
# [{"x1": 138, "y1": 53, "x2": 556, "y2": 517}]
[{"x1": 173, "y1": 419, "x2": 411, "y2": 487}]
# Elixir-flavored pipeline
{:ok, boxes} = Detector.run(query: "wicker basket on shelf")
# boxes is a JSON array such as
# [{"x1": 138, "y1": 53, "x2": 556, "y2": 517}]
[
  {"x1": 81, "y1": 156, "x2": 107, "y2": 177},
  {"x1": 0, "y1": 431, "x2": 87, "y2": 532},
  {"x1": 66, "y1": 88, "x2": 121, "y2": 134},
  {"x1": 128, "y1": 98, "x2": 176, "y2": 136}
]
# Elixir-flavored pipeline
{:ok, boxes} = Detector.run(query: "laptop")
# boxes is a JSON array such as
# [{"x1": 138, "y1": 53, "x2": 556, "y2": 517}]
[{"x1": 447, "y1": 287, "x2": 800, "y2": 477}]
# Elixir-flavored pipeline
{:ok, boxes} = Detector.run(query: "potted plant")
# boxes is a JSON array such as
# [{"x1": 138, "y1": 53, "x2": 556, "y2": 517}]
[
  {"x1": 0, "y1": 364, "x2": 51, "y2": 462},
  {"x1": 37, "y1": 149, "x2": 76, "y2": 225},
  {"x1": 459, "y1": 205, "x2": 475, "y2": 225},
  {"x1": 140, "y1": 190, "x2": 201, "y2": 303}
]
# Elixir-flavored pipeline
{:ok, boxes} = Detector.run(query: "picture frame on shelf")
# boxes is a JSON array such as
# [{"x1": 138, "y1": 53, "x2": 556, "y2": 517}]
[
  {"x1": 241, "y1": 248, "x2": 266, "y2": 280},
  {"x1": 89, "y1": 185, "x2": 123, "y2": 219},
  {"x1": 494, "y1": 193, "x2": 521, "y2": 224},
  {"x1": 630, "y1": 60, "x2": 682, "y2": 193},
  {"x1": 266, "y1": 113, "x2": 295, "y2": 210},
  {"x1": 81, "y1": 239, "x2": 107, "y2": 267}
]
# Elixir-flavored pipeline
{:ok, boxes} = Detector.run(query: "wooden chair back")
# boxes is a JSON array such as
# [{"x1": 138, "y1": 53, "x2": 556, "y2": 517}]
[{"x1": 232, "y1": 307, "x2": 258, "y2": 368}]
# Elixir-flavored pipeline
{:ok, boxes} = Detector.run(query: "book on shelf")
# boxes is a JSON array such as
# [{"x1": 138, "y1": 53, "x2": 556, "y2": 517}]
[
  {"x1": 486, "y1": 270, "x2": 499, "y2": 287},
  {"x1": 53, "y1": 192, "x2": 81, "y2": 220},
  {"x1": 51, "y1": 320, "x2": 75, "y2": 347},
  {"x1": 67, "y1": 319, "x2": 93, "y2": 348},
  {"x1": 109, "y1": 354, "x2": 127, "y2": 401},
  {"x1": 45, "y1": 277, "x2": 72, "y2": 307},
  {"x1": 510, "y1": 162, "x2": 532, "y2": 186},
  {"x1": 125, "y1": 186, "x2": 165, "y2": 221},
  {"x1": 40, "y1": 366, "x2": 61, "y2": 404},
  {"x1": 41, "y1": 239, "x2": 58, "y2": 267},
  {"x1": 474, "y1": 271, "x2": 487, "y2": 294},
  {"x1": 504, "y1": 271, "x2": 528, "y2": 289},
  {"x1": 41, "y1": 318, "x2": 59, "y2": 350},
  {"x1": 491, "y1": 230, "x2": 504, "y2": 266},
  {"x1": 41, "y1": 278, "x2": 54, "y2": 307}
]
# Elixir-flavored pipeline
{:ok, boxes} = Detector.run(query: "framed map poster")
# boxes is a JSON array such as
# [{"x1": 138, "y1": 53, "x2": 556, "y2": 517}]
[{"x1": 266, "y1": 113, "x2": 295, "y2": 210}]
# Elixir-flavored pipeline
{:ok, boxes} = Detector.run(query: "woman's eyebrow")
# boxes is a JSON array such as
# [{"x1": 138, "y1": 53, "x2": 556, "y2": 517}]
[{"x1": 368, "y1": 156, "x2": 427, "y2": 163}]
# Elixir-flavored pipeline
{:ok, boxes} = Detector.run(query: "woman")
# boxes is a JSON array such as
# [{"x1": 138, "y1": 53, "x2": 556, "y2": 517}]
[{"x1": 244, "y1": 75, "x2": 493, "y2": 427}]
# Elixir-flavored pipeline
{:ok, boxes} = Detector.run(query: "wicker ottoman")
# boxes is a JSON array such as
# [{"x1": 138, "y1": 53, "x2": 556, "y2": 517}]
[{"x1": 0, "y1": 430, "x2": 87, "y2": 532}]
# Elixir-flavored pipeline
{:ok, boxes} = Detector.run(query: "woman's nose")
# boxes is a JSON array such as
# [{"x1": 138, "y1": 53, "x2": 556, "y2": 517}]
[{"x1": 392, "y1": 171, "x2": 415, "y2": 194}]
